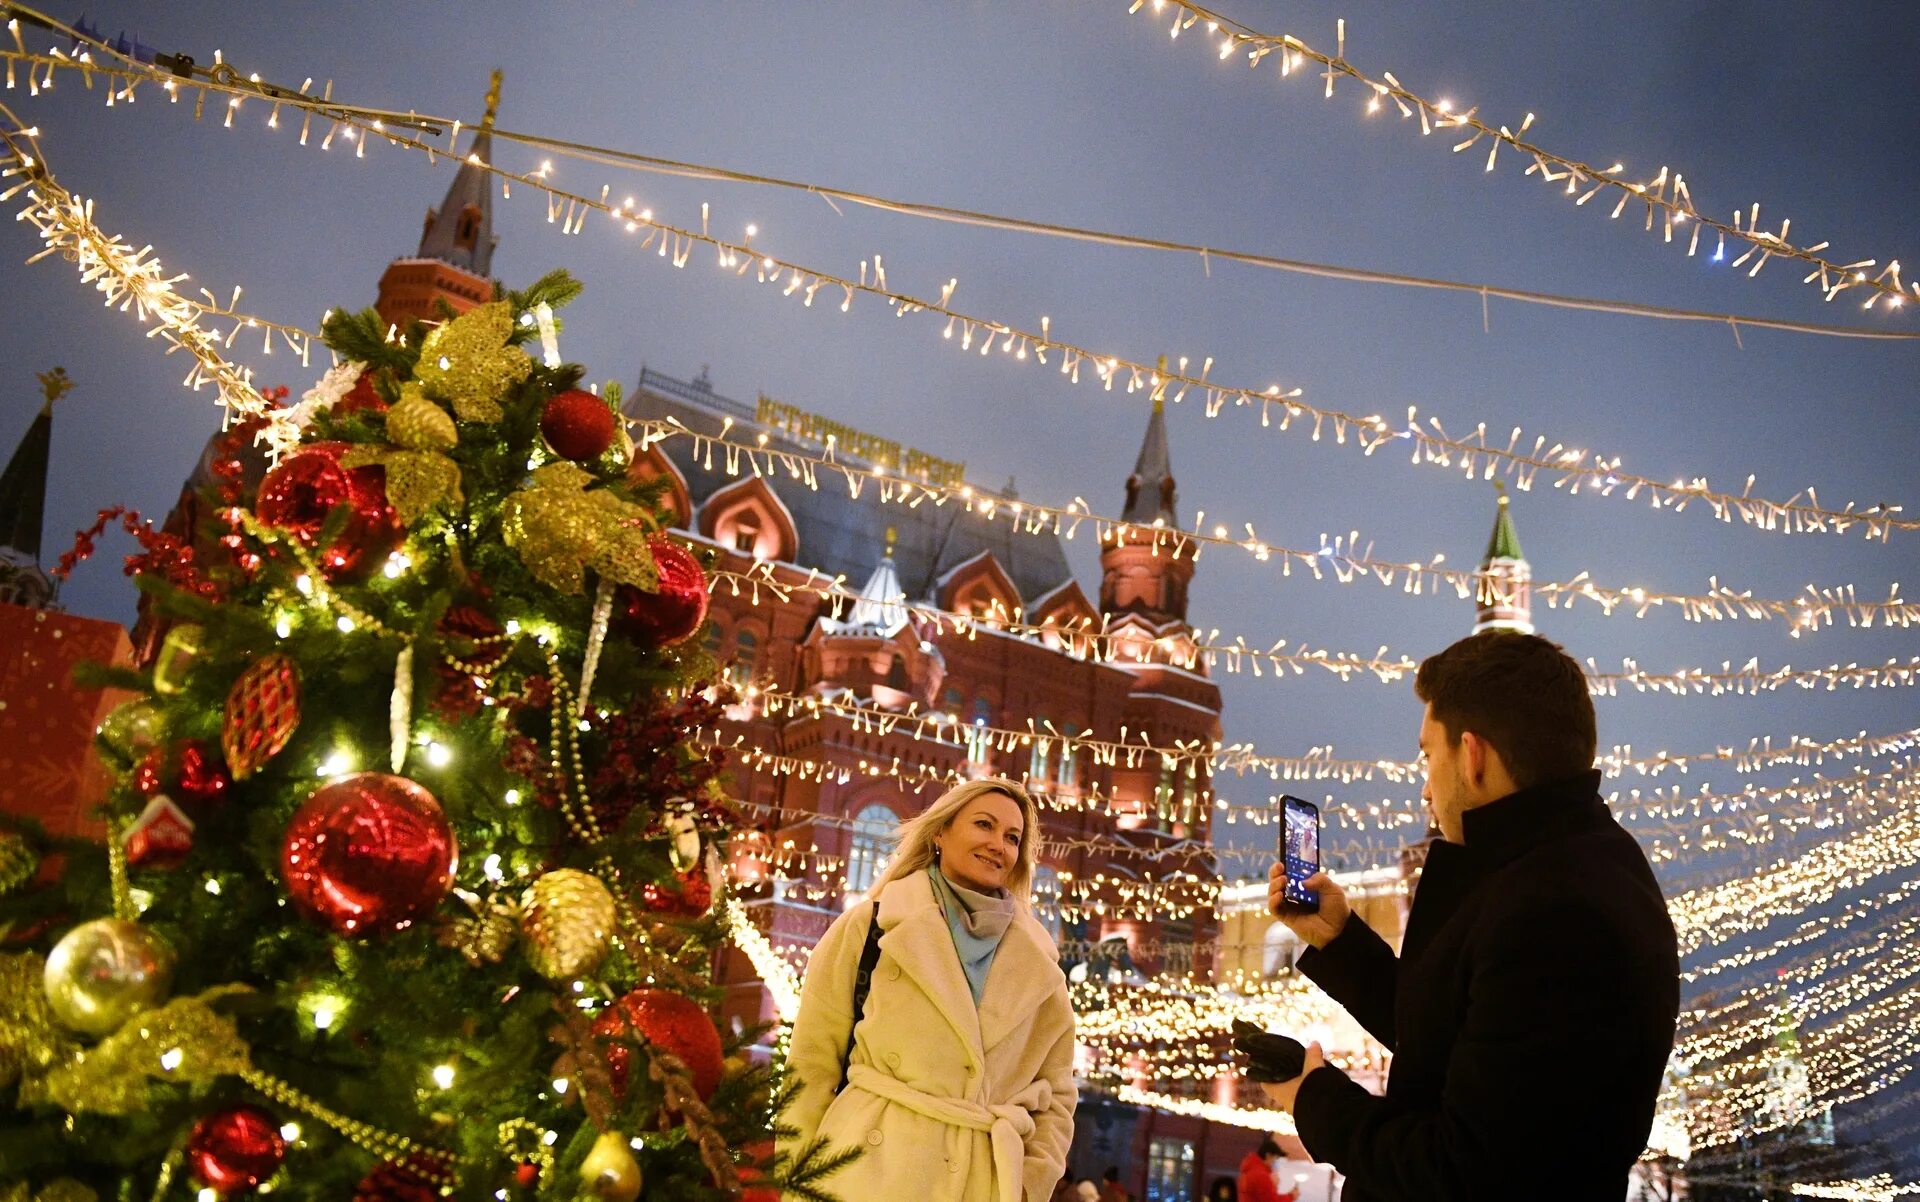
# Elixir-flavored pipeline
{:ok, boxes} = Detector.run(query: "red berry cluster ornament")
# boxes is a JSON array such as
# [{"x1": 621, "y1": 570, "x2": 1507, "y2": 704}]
[
  {"x1": 281, "y1": 773, "x2": 457, "y2": 936},
  {"x1": 186, "y1": 1104, "x2": 286, "y2": 1193},
  {"x1": 134, "y1": 740, "x2": 231, "y2": 810},
  {"x1": 593, "y1": 988, "x2": 724, "y2": 1102},
  {"x1": 254, "y1": 440, "x2": 403, "y2": 578},
  {"x1": 639, "y1": 867, "x2": 713, "y2": 918},
  {"x1": 539, "y1": 389, "x2": 618, "y2": 461},
  {"x1": 611, "y1": 539, "x2": 709, "y2": 649}
]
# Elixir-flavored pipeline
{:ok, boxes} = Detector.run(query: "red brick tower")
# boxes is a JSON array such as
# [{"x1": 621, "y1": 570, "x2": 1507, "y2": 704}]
[{"x1": 372, "y1": 71, "x2": 503, "y2": 329}]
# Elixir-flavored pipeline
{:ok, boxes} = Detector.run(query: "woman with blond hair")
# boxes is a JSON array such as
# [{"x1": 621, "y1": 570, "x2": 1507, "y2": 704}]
[{"x1": 781, "y1": 777, "x2": 1078, "y2": 1202}]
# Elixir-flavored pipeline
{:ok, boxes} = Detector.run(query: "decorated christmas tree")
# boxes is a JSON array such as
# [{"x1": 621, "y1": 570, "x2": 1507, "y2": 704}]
[{"x1": 0, "y1": 273, "x2": 849, "y2": 1201}]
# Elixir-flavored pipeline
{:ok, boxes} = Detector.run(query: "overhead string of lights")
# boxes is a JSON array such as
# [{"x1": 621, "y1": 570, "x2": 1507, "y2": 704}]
[
  {"x1": 7, "y1": 23, "x2": 1919, "y2": 542},
  {"x1": 0, "y1": 100, "x2": 293, "y2": 429},
  {"x1": 707, "y1": 566, "x2": 1920, "y2": 698},
  {"x1": 1123, "y1": 0, "x2": 1915, "y2": 316}
]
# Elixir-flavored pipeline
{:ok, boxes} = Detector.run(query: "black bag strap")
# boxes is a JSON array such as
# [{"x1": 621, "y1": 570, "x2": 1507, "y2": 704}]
[{"x1": 837, "y1": 899, "x2": 883, "y2": 1093}]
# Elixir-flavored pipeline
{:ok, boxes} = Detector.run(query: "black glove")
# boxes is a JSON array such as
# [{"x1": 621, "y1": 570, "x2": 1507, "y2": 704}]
[{"x1": 1232, "y1": 1019, "x2": 1307, "y2": 1082}]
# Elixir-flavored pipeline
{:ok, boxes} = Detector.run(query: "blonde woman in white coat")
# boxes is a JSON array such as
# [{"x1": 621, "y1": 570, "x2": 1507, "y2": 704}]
[{"x1": 781, "y1": 778, "x2": 1078, "y2": 1202}]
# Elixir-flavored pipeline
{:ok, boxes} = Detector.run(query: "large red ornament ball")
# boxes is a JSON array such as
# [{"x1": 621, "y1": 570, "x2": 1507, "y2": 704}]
[
  {"x1": 610, "y1": 539, "x2": 710, "y2": 649},
  {"x1": 539, "y1": 389, "x2": 618, "y2": 461},
  {"x1": 592, "y1": 988, "x2": 724, "y2": 1101},
  {"x1": 186, "y1": 1104, "x2": 286, "y2": 1192},
  {"x1": 254, "y1": 440, "x2": 403, "y2": 577},
  {"x1": 281, "y1": 773, "x2": 457, "y2": 937}
]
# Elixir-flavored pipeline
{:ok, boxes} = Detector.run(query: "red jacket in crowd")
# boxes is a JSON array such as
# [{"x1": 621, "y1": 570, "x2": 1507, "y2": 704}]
[{"x1": 1237, "y1": 1150, "x2": 1296, "y2": 1202}]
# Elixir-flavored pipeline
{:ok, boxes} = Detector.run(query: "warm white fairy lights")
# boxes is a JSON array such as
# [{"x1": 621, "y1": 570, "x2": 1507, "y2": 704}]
[
  {"x1": 1790, "y1": 1179, "x2": 1920, "y2": 1202},
  {"x1": 1670, "y1": 805, "x2": 1920, "y2": 956},
  {"x1": 1126, "y1": 0, "x2": 1917, "y2": 316},
  {"x1": 709, "y1": 565, "x2": 1920, "y2": 701},
  {"x1": 11, "y1": 30, "x2": 1918, "y2": 541},
  {"x1": 646, "y1": 422, "x2": 1917, "y2": 636},
  {"x1": 0, "y1": 103, "x2": 296, "y2": 439}
]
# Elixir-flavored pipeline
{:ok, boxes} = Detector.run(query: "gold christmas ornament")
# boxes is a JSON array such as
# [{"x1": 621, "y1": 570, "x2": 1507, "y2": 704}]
[
  {"x1": 413, "y1": 301, "x2": 530, "y2": 423},
  {"x1": 96, "y1": 698, "x2": 167, "y2": 763},
  {"x1": 500, "y1": 463, "x2": 659, "y2": 595},
  {"x1": 520, "y1": 869, "x2": 616, "y2": 980},
  {"x1": 42, "y1": 918, "x2": 173, "y2": 1038},
  {"x1": 385, "y1": 385, "x2": 459, "y2": 451},
  {"x1": 152, "y1": 623, "x2": 205, "y2": 695},
  {"x1": 437, "y1": 890, "x2": 519, "y2": 968},
  {"x1": 577, "y1": 1130, "x2": 642, "y2": 1202}
]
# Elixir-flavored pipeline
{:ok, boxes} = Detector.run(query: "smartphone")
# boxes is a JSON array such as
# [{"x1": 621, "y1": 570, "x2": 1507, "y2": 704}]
[{"x1": 1279, "y1": 794, "x2": 1320, "y2": 912}]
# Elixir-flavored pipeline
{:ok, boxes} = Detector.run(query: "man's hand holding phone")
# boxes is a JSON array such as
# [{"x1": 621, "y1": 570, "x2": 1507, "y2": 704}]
[{"x1": 1269, "y1": 866, "x2": 1350, "y2": 949}]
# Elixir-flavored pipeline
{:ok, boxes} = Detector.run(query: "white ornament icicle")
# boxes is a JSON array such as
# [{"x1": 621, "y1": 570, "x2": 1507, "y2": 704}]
[
  {"x1": 578, "y1": 580, "x2": 614, "y2": 717},
  {"x1": 390, "y1": 640, "x2": 415, "y2": 771},
  {"x1": 533, "y1": 301, "x2": 562, "y2": 368}
]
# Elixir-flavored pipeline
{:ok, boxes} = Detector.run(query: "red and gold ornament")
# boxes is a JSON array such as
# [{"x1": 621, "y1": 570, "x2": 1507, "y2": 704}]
[
  {"x1": 254, "y1": 440, "x2": 403, "y2": 577},
  {"x1": 222, "y1": 655, "x2": 301, "y2": 780},
  {"x1": 592, "y1": 988, "x2": 724, "y2": 1101},
  {"x1": 186, "y1": 1104, "x2": 286, "y2": 1193},
  {"x1": 539, "y1": 389, "x2": 618, "y2": 461},
  {"x1": 611, "y1": 539, "x2": 709, "y2": 649},
  {"x1": 281, "y1": 773, "x2": 457, "y2": 937}
]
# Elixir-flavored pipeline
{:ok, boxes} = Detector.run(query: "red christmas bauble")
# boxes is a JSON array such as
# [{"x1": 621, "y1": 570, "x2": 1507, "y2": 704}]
[
  {"x1": 540, "y1": 390, "x2": 617, "y2": 461},
  {"x1": 352, "y1": 1156, "x2": 447, "y2": 1202},
  {"x1": 134, "y1": 741, "x2": 230, "y2": 810},
  {"x1": 336, "y1": 370, "x2": 389, "y2": 416},
  {"x1": 610, "y1": 540, "x2": 710, "y2": 649},
  {"x1": 592, "y1": 988, "x2": 724, "y2": 1101},
  {"x1": 186, "y1": 1104, "x2": 286, "y2": 1192},
  {"x1": 639, "y1": 868, "x2": 712, "y2": 918},
  {"x1": 281, "y1": 773, "x2": 457, "y2": 937},
  {"x1": 254, "y1": 440, "x2": 403, "y2": 577},
  {"x1": 513, "y1": 1163, "x2": 541, "y2": 1188}
]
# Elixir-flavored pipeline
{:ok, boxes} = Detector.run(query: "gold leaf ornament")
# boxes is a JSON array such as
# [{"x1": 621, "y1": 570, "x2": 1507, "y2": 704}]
[
  {"x1": 0, "y1": 952, "x2": 77, "y2": 1090},
  {"x1": 385, "y1": 384, "x2": 459, "y2": 451},
  {"x1": 501, "y1": 464, "x2": 659, "y2": 595},
  {"x1": 19, "y1": 985, "x2": 254, "y2": 1116},
  {"x1": 413, "y1": 302, "x2": 532, "y2": 423},
  {"x1": 341, "y1": 447, "x2": 464, "y2": 526}
]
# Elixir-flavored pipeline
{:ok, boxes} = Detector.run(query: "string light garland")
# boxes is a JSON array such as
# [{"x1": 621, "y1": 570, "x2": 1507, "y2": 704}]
[
  {"x1": 709, "y1": 566, "x2": 1920, "y2": 700},
  {"x1": 1125, "y1": 0, "x2": 1916, "y2": 315},
  {"x1": 644, "y1": 422, "x2": 1918, "y2": 636},
  {"x1": 1789, "y1": 1179, "x2": 1920, "y2": 1202},
  {"x1": 1670, "y1": 805, "x2": 1920, "y2": 956},
  {"x1": 10, "y1": 29, "x2": 1919, "y2": 543},
  {"x1": 0, "y1": 101, "x2": 293, "y2": 438},
  {"x1": 464, "y1": 119, "x2": 1920, "y2": 344}
]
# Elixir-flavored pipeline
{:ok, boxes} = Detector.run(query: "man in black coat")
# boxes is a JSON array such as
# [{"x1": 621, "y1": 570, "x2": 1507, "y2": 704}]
[{"x1": 1262, "y1": 631, "x2": 1679, "y2": 1200}]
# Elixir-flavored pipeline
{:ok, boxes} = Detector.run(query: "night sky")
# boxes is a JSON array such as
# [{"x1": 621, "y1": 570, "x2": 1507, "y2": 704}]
[{"x1": 3, "y1": 0, "x2": 1918, "y2": 1164}]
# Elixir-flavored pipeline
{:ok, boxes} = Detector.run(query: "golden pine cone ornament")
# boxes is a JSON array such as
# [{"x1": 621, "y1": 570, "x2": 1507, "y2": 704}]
[{"x1": 520, "y1": 869, "x2": 616, "y2": 980}]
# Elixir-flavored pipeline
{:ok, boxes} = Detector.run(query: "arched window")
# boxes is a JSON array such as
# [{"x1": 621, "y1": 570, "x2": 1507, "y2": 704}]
[
  {"x1": 1154, "y1": 760, "x2": 1178, "y2": 827},
  {"x1": 1058, "y1": 727, "x2": 1080, "y2": 789},
  {"x1": 1029, "y1": 716, "x2": 1052, "y2": 782},
  {"x1": 967, "y1": 697, "x2": 994, "y2": 767},
  {"x1": 454, "y1": 205, "x2": 483, "y2": 249},
  {"x1": 729, "y1": 629, "x2": 759, "y2": 688},
  {"x1": 844, "y1": 804, "x2": 900, "y2": 899}
]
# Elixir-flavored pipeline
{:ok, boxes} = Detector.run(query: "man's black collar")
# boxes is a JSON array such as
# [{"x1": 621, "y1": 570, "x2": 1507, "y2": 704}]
[{"x1": 1457, "y1": 769, "x2": 1607, "y2": 867}]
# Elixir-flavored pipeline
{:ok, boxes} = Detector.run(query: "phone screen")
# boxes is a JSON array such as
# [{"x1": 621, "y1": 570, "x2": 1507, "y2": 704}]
[{"x1": 1281, "y1": 795, "x2": 1320, "y2": 910}]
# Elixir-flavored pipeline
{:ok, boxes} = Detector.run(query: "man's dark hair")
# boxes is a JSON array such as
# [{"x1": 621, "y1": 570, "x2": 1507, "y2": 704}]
[
  {"x1": 1256, "y1": 1137, "x2": 1282, "y2": 1159},
  {"x1": 1104, "y1": 1167, "x2": 1120, "y2": 1182},
  {"x1": 1414, "y1": 631, "x2": 1595, "y2": 790}
]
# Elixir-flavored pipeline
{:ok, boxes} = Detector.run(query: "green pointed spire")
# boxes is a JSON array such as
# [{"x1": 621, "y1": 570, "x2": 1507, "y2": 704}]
[{"x1": 1483, "y1": 483, "x2": 1524, "y2": 563}]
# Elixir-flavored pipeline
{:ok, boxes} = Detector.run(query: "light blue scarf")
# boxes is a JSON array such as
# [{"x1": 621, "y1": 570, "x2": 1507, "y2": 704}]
[{"x1": 928, "y1": 864, "x2": 1015, "y2": 1005}]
